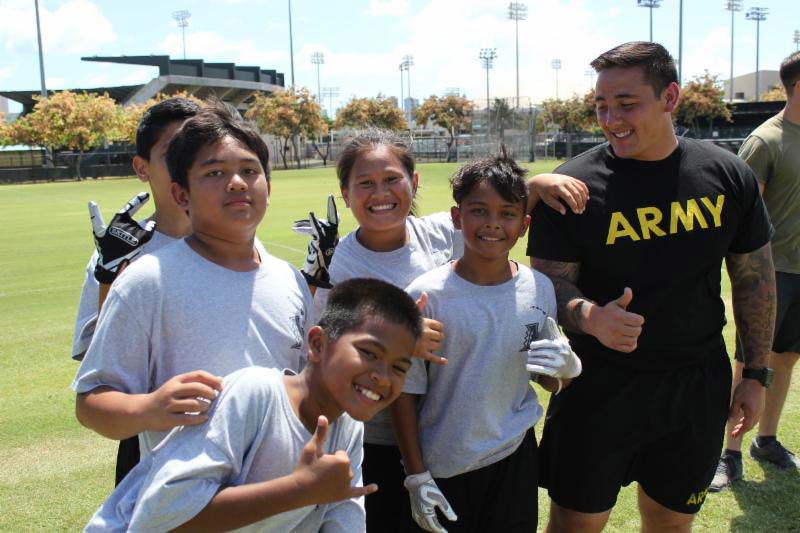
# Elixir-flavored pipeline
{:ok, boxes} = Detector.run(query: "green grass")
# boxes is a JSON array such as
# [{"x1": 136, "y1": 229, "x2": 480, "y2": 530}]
[{"x1": 1, "y1": 162, "x2": 798, "y2": 531}]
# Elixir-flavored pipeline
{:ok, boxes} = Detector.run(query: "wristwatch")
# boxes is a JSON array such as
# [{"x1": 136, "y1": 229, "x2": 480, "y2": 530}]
[{"x1": 742, "y1": 367, "x2": 773, "y2": 388}]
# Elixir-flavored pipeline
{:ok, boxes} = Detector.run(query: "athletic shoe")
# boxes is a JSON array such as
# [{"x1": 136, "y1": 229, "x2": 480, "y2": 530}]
[
  {"x1": 709, "y1": 453, "x2": 743, "y2": 492},
  {"x1": 749, "y1": 439, "x2": 800, "y2": 469}
]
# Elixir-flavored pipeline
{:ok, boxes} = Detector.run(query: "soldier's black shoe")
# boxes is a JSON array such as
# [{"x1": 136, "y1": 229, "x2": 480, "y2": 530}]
[
  {"x1": 750, "y1": 439, "x2": 800, "y2": 469},
  {"x1": 709, "y1": 453, "x2": 743, "y2": 492}
]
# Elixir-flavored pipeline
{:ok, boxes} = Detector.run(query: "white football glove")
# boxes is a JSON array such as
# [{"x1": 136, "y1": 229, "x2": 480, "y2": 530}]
[
  {"x1": 89, "y1": 192, "x2": 156, "y2": 284},
  {"x1": 404, "y1": 471, "x2": 457, "y2": 533},
  {"x1": 526, "y1": 317, "x2": 582, "y2": 379},
  {"x1": 292, "y1": 194, "x2": 339, "y2": 289}
]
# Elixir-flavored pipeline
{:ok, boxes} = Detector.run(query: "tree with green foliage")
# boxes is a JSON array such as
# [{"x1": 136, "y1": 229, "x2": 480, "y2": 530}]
[
  {"x1": 245, "y1": 88, "x2": 327, "y2": 169},
  {"x1": 415, "y1": 95, "x2": 473, "y2": 162},
  {"x1": 115, "y1": 91, "x2": 205, "y2": 145},
  {"x1": 539, "y1": 90, "x2": 596, "y2": 133},
  {"x1": 491, "y1": 98, "x2": 514, "y2": 141},
  {"x1": 0, "y1": 113, "x2": 11, "y2": 146},
  {"x1": 674, "y1": 71, "x2": 732, "y2": 134},
  {"x1": 10, "y1": 91, "x2": 120, "y2": 178},
  {"x1": 760, "y1": 85, "x2": 787, "y2": 102},
  {"x1": 334, "y1": 95, "x2": 407, "y2": 131}
]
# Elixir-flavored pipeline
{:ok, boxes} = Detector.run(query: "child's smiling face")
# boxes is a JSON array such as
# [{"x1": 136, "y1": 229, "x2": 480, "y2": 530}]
[
  {"x1": 312, "y1": 318, "x2": 416, "y2": 422},
  {"x1": 451, "y1": 179, "x2": 530, "y2": 261},
  {"x1": 341, "y1": 146, "x2": 418, "y2": 238},
  {"x1": 172, "y1": 135, "x2": 269, "y2": 240}
]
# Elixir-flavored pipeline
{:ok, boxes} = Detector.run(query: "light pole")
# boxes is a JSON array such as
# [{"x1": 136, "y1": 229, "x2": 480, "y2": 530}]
[
  {"x1": 551, "y1": 59, "x2": 562, "y2": 100},
  {"x1": 321, "y1": 87, "x2": 339, "y2": 118},
  {"x1": 34, "y1": 0, "x2": 47, "y2": 99},
  {"x1": 310, "y1": 52, "x2": 324, "y2": 105},
  {"x1": 746, "y1": 7, "x2": 769, "y2": 102},
  {"x1": 724, "y1": 1, "x2": 743, "y2": 103},
  {"x1": 637, "y1": 0, "x2": 662, "y2": 42},
  {"x1": 794, "y1": 30, "x2": 800, "y2": 51},
  {"x1": 172, "y1": 10, "x2": 191, "y2": 59},
  {"x1": 287, "y1": 0, "x2": 295, "y2": 86},
  {"x1": 480, "y1": 48, "x2": 497, "y2": 139},
  {"x1": 584, "y1": 69, "x2": 595, "y2": 90},
  {"x1": 508, "y1": 2, "x2": 527, "y2": 109},
  {"x1": 480, "y1": 48, "x2": 497, "y2": 115},
  {"x1": 402, "y1": 55, "x2": 414, "y2": 106},
  {"x1": 399, "y1": 63, "x2": 405, "y2": 112},
  {"x1": 678, "y1": 0, "x2": 683, "y2": 85}
]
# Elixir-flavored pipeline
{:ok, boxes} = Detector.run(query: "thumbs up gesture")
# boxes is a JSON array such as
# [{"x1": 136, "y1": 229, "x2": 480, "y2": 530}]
[
  {"x1": 294, "y1": 416, "x2": 378, "y2": 505},
  {"x1": 586, "y1": 287, "x2": 645, "y2": 353},
  {"x1": 526, "y1": 317, "x2": 582, "y2": 379},
  {"x1": 412, "y1": 292, "x2": 448, "y2": 365}
]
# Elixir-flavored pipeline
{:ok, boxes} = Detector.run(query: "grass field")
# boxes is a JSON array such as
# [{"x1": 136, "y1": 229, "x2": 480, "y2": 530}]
[{"x1": 1, "y1": 162, "x2": 798, "y2": 531}]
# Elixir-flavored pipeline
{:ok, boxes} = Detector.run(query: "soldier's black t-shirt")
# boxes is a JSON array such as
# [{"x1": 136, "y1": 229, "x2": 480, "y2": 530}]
[{"x1": 528, "y1": 138, "x2": 774, "y2": 370}]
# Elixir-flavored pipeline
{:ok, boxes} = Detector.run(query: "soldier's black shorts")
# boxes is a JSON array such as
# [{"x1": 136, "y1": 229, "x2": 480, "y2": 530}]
[
  {"x1": 538, "y1": 344, "x2": 731, "y2": 515},
  {"x1": 736, "y1": 271, "x2": 800, "y2": 360}
]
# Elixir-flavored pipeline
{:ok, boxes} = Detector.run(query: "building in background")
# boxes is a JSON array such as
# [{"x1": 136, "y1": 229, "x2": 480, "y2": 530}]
[
  {"x1": 724, "y1": 70, "x2": 780, "y2": 101},
  {"x1": 0, "y1": 55, "x2": 285, "y2": 115}
]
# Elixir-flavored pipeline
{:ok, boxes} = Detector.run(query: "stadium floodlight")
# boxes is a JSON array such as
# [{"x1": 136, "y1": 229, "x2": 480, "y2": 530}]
[
  {"x1": 551, "y1": 59, "x2": 562, "y2": 100},
  {"x1": 310, "y1": 52, "x2": 324, "y2": 105},
  {"x1": 402, "y1": 55, "x2": 414, "y2": 102},
  {"x1": 507, "y1": 2, "x2": 527, "y2": 109},
  {"x1": 746, "y1": 6, "x2": 769, "y2": 102},
  {"x1": 444, "y1": 87, "x2": 461, "y2": 97},
  {"x1": 172, "y1": 10, "x2": 191, "y2": 60},
  {"x1": 480, "y1": 48, "x2": 498, "y2": 113},
  {"x1": 321, "y1": 86, "x2": 339, "y2": 117},
  {"x1": 723, "y1": 1, "x2": 743, "y2": 103},
  {"x1": 637, "y1": 0, "x2": 662, "y2": 42},
  {"x1": 399, "y1": 63, "x2": 405, "y2": 111},
  {"x1": 794, "y1": 30, "x2": 800, "y2": 51}
]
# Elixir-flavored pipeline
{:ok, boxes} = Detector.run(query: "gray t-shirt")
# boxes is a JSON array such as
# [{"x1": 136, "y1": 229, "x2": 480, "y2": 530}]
[
  {"x1": 72, "y1": 239, "x2": 313, "y2": 455},
  {"x1": 72, "y1": 230, "x2": 177, "y2": 361},
  {"x1": 404, "y1": 263, "x2": 555, "y2": 479},
  {"x1": 85, "y1": 367, "x2": 365, "y2": 533},
  {"x1": 315, "y1": 212, "x2": 464, "y2": 445}
]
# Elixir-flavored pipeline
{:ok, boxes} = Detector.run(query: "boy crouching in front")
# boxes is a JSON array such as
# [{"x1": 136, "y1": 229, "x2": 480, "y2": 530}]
[{"x1": 85, "y1": 278, "x2": 422, "y2": 532}]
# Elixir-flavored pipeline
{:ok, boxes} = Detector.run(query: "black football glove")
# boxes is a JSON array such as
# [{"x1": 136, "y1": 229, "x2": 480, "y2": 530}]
[
  {"x1": 89, "y1": 192, "x2": 156, "y2": 284},
  {"x1": 292, "y1": 194, "x2": 340, "y2": 289}
]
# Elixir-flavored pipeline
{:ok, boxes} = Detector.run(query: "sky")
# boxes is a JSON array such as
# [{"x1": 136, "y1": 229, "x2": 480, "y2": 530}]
[{"x1": 1, "y1": 0, "x2": 798, "y2": 114}]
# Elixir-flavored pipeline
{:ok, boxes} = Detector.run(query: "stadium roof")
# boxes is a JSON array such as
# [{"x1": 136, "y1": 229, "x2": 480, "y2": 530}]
[{"x1": 1, "y1": 55, "x2": 285, "y2": 115}]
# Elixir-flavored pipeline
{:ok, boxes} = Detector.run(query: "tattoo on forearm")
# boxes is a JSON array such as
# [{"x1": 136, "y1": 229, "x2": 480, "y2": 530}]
[
  {"x1": 726, "y1": 244, "x2": 776, "y2": 368},
  {"x1": 530, "y1": 258, "x2": 589, "y2": 334}
]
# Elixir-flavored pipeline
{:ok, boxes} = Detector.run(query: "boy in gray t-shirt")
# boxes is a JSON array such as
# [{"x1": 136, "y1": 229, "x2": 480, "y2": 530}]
[
  {"x1": 393, "y1": 150, "x2": 582, "y2": 532},
  {"x1": 85, "y1": 278, "x2": 422, "y2": 532},
  {"x1": 73, "y1": 106, "x2": 312, "y2": 458}
]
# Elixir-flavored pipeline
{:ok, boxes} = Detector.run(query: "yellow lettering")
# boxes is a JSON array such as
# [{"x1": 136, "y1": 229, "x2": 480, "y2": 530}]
[
  {"x1": 670, "y1": 199, "x2": 708, "y2": 234},
  {"x1": 697, "y1": 489, "x2": 707, "y2": 504},
  {"x1": 636, "y1": 207, "x2": 667, "y2": 240},
  {"x1": 686, "y1": 494, "x2": 697, "y2": 506},
  {"x1": 700, "y1": 195, "x2": 725, "y2": 227},
  {"x1": 606, "y1": 212, "x2": 641, "y2": 245}
]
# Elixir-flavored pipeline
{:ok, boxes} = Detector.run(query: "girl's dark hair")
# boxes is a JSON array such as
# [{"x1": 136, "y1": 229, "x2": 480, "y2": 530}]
[
  {"x1": 450, "y1": 146, "x2": 528, "y2": 209},
  {"x1": 318, "y1": 278, "x2": 422, "y2": 341},
  {"x1": 166, "y1": 105, "x2": 270, "y2": 189},
  {"x1": 336, "y1": 128, "x2": 418, "y2": 215}
]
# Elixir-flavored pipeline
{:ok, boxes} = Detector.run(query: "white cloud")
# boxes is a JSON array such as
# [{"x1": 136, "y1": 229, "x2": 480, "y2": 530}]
[
  {"x1": 46, "y1": 76, "x2": 66, "y2": 89},
  {"x1": 366, "y1": 0, "x2": 411, "y2": 17},
  {"x1": 0, "y1": 0, "x2": 116, "y2": 55},
  {"x1": 0, "y1": 65, "x2": 15, "y2": 83}
]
